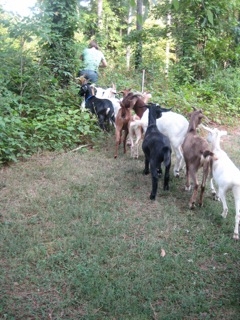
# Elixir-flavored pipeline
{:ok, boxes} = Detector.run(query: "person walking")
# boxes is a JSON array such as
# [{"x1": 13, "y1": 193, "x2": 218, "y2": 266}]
[{"x1": 78, "y1": 40, "x2": 107, "y2": 83}]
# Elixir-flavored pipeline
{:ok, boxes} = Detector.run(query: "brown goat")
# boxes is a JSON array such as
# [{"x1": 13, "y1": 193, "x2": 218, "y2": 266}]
[
  {"x1": 182, "y1": 107, "x2": 215, "y2": 209},
  {"x1": 119, "y1": 89, "x2": 152, "y2": 118},
  {"x1": 114, "y1": 95, "x2": 139, "y2": 158}
]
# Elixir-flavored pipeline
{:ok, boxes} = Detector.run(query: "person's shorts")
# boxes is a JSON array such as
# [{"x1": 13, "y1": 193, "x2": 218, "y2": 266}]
[{"x1": 78, "y1": 69, "x2": 98, "y2": 83}]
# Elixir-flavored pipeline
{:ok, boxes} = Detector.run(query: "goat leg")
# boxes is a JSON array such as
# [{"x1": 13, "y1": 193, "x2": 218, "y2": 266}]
[
  {"x1": 143, "y1": 157, "x2": 150, "y2": 175},
  {"x1": 198, "y1": 162, "x2": 209, "y2": 206},
  {"x1": 163, "y1": 164, "x2": 171, "y2": 191},
  {"x1": 123, "y1": 129, "x2": 129, "y2": 154},
  {"x1": 184, "y1": 165, "x2": 191, "y2": 191},
  {"x1": 173, "y1": 146, "x2": 184, "y2": 178},
  {"x1": 189, "y1": 184, "x2": 199, "y2": 209},
  {"x1": 98, "y1": 114, "x2": 106, "y2": 131},
  {"x1": 189, "y1": 171, "x2": 199, "y2": 209},
  {"x1": 114, "y1": 130, "x2": 121, "y2": 158},
  {"x1": 150, "y1": 168, "x2": 159, "y2": 200},
  {"x1": 233, "y1": 207, "x2": 240, "y2": 240},
  {"x1": 233, "y1": 191, "x2": 240, "y2": 240}
]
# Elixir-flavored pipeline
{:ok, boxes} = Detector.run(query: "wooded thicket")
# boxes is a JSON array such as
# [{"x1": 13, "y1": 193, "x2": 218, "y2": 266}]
[{"x1": 0, "y1": 0, "x2": 239, "y2": 165}]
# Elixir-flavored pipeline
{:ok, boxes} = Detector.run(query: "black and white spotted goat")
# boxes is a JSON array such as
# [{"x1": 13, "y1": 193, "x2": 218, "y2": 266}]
[
  {"x1": 142, "y1": 103, "x2": 172, "y2": 200},
  {"x1": 79, "y1": 83, "x2": 115, "y2": 130}
]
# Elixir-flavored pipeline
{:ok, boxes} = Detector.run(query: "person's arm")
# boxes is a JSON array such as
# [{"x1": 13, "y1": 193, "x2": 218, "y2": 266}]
[{"x1": 99, "y1": 58, "x2": 107, "y2": 68}]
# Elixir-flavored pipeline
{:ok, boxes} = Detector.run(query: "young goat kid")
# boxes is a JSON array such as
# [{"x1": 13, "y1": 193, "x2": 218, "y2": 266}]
[
  {"x1": 182, "y1": 107, "x2": 214, "y2": 209},
  {"x1": 114, "y1": 95, "x2": 137, "y2": 158},
  {"x1": 202, "y1": 125, "x2": 240, "y2": 240},
  {"x1": 79, "y1": 83, "x2": 115, "y2": 130},
  {"x1": 142, "y1": 103, "x2": 172, "y2": 200},
  {"x1": 128, "y1": 114, "x2": 142, "y2": 159}
]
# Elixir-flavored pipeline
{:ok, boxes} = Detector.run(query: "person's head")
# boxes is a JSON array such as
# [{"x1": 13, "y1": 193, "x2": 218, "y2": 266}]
[{"x1": 88, "y1": 40, "x2": 99, "y2": 50}]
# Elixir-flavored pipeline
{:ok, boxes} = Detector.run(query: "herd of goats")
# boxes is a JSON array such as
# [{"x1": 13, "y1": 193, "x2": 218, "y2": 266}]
[{"x1": 77, "y1": 77, "x2": 240, "y2": 240}]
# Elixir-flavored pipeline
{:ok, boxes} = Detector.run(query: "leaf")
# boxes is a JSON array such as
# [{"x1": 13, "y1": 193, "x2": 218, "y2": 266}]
[
  {"x1": 161, "y1": 249, "x2": 166, "y2": 257},
  {"x1": 129, "y1": 0, "x2": 136, "y2": 8},
  {"x1": 172, "y1": 0, "x2": 179, "y2": 11},
  {"x1": 206, "y1": 9, "x2": 214, "y2": 25}
]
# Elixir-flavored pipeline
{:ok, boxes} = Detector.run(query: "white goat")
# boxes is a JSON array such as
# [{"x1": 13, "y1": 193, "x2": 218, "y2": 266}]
[
  {"x1": 128, "y1": 114, "x2": 142, "y2": 159},
  {"x1": 202, "y1": 125, "x2": 240, "y2": 240},
  {"x1": 137, "y1": 109, "x2": 189, "y2": 177}
]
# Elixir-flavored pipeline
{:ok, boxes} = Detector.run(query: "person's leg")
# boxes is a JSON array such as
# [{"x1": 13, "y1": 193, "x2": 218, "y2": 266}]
[{"x1": 79, "y1": 70, "x2": 98, "y2": 83}]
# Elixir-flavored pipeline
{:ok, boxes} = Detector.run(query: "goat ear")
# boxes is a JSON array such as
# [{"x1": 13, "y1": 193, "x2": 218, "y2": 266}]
[
  {"x1": 160, "y1": 106, "x2": 172, "y2": 113},
  {"x1": 220, "y1": 130, "x2": 227, "y2": 136},
  {"x1": 129, "y1": 96, "x2": 138, "y2": 108}
]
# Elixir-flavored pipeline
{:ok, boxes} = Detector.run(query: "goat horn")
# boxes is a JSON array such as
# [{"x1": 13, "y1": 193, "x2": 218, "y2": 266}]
[{"x1": 201, "y1": 124, "x2": 213, "y2": 132}]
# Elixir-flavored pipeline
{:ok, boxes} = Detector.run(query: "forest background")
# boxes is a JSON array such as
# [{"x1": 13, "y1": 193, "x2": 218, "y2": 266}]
[{"x1": 0, "y1": 0, "x2": 240, "y2": 165}]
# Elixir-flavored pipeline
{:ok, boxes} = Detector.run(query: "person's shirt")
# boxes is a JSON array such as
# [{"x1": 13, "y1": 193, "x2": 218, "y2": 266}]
[{"x1": 81, "y1": 47, "x2": 106, "y2": 72}]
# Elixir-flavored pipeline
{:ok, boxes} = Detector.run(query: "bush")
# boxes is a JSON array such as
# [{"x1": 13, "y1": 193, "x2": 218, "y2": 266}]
[{"x1": 0, "y1": 81, "x2": 101, "y2": 165}]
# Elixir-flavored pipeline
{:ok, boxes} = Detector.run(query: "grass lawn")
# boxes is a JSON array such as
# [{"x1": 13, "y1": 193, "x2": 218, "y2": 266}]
[{"x1": 1, "y1": 127, "x2": 240, "y2": 319}]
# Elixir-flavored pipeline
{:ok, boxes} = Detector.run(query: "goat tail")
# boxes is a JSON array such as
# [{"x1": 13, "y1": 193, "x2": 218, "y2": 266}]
[
  {"x1": 163, "y1": 147, "x2": 171, "y2": 167},
  {"x1": 201, "y1": 150, "x2": 217, "y2": 165},
  {"x1": 203, "y1": 150, "x2": 217, "y2": 160}
]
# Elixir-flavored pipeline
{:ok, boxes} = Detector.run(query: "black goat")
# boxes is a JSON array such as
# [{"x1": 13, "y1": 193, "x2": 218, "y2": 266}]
[
  {"x1": 142, "y1": 103, "x2": 172, "y2": 200},
  {"x1": 79, "y1": 83, "x2": 115, "y2": 130}
]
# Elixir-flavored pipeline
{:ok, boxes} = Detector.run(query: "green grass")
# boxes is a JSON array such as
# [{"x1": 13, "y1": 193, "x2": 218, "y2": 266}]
[{"x1": 1, "y1": 129, "x2": 240, "y2": 319}]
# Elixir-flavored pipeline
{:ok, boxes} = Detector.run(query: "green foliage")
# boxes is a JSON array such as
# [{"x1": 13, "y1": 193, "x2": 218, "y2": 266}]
[
  {"x1": 0, "y1": 79, "x2": 100, "y2": 165},
  {"x1": 35, "y1": 0, "x2": 79, "y2": 85},
  {"x1": 154, "y1": 0, "x2": 240, "y2": 80}
]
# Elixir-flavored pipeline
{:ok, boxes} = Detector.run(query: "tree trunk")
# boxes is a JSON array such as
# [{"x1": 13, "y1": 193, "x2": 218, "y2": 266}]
[
  {"x1": 135, "y1": 0, "x2": 143, "y2": 70},
  {"x1": 126, "y1": 6, "x2": 133, "y2": 70},
  {"x1": 165, "y1": 6, "x2": 172, "y2": 79},
  {"x1": 97, "y1": 0, "x2": 103, "y2": 30}
]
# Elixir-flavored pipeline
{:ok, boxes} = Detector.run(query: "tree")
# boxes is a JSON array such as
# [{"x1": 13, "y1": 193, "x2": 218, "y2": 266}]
[
  {"x1": 97, "y1": 0, "x2": 103, "y2": 29},
  {"x1": 135, "y1": 0, "x2": 143, "y2": 69},
  {"x1": 35, "y1": 0, "x2": 79, "y2": 85},
  {"x1": 155, "y1": 0, "x2": 240, "y2": 80}
]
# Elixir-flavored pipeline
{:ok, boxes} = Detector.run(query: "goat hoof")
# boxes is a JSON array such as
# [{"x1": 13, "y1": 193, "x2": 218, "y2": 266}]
[
  {"x1": 114, "y1": 155, "x2": 117, "y2": 159},
  {"x1": 233, "y1": 234, "x2": 239, "y2": 240},
  {"x1": 189, "y1": 203, "x2": 195, "y2": 209},
  {"x1": 157, "y1": 169, "x2": 162, "y2": 177},
  {"x1": 174, "y1": 171, "x2": 180, "y2": 178},
  {"x1": 143, "y1": 170, "x2": 150, "y2": 175},
  {"x1": 150, "y1": 194, "x2": 156, "y2": 200}
]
